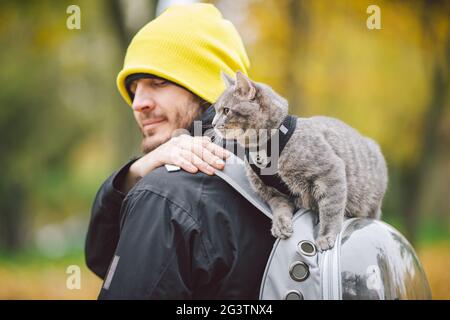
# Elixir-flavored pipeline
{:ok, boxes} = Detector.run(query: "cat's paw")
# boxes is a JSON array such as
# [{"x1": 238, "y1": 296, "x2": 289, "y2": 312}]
[
  {"x1": 271, "y1": 215, "x2": 293, "y2": 239},
  {"x1": 315, "y1": 234, "x2": 337, "y2": 252}
]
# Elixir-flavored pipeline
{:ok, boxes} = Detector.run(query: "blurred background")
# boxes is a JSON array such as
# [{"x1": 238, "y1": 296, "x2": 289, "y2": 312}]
[{"x1": 0, "y1": 0, "x2": 449, "y2": 299}]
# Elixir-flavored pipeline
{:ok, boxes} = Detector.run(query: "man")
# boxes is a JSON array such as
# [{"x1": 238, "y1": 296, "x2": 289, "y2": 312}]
[{"x1": 85, "y1": 3, "x2": 274, "y2": 299}]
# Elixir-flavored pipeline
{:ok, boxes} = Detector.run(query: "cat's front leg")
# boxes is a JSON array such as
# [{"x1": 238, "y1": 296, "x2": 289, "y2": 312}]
[
  {"x1": 315, "y1": 215, "x2": 344, "y2": 252},
  {"x1": 267, "y1": 196, "x2": 295, "y2": 239},
  {"x1": 314, "y1": 162, "x2": 347, "y2": 252},
  {"x1": 245, "y1": 163, "x2": 295, "y2": 239}
]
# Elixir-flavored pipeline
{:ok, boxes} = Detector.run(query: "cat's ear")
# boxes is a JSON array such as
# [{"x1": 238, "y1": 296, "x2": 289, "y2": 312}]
[
  {"x1": 221, "y1": 71, "x2": 235, "y2": 88},
  {"x1": 235, "y1": 71, "x2": 256, "y2": 100}
]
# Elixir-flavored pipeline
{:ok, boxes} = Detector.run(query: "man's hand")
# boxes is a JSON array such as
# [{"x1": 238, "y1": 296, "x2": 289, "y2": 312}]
[
  {"x1": 152, "y1": 135, "x2": 230, "y2": 175},
  {"x1": 120, "y1": 135, "x2": 230, "y2": 193}
]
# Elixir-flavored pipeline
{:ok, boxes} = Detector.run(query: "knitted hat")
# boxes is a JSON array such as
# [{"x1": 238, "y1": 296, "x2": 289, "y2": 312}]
[{"x1": 117, "y1": 3, "x2": 250, "y2": 106}]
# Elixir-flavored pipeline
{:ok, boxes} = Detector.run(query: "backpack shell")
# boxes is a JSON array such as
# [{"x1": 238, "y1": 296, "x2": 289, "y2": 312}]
[
  {"x1": 259, "y1": 210, "x2": 432, "y2": 300},
  {"x1": 215, "y1": 155, "x2": 432, "y2": 300}
]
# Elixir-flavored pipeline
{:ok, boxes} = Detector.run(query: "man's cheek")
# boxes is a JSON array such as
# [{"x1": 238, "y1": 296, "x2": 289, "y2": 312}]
[{"x1": 169, "y1": 109, "x2": 184, "y2": 130}]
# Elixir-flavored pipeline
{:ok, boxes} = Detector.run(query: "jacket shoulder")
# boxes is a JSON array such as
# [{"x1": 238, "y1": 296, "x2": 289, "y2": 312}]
[{"x1": 129, "y1": 166, "x2": 230, "y2": 216}]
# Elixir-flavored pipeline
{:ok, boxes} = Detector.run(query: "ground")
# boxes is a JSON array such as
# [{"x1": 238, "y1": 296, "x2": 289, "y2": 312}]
[{"x1": 0, "y1": 242, "x2": 448, "y2": 299}]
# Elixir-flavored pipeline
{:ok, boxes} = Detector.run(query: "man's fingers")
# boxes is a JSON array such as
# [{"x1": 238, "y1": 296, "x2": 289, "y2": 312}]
[
  {"x1": 188, "y1": 136, "x2": 226, "y2": 170},
  {"x1": 180, "y1": 149, "x2": 215, "y2": 175},
  {"x1": 205, "y1": 141, "x2": 231, "y2": 160},
  {"x1": 172, "y1": 155, "x2": 198, "y2": 174},
  {"x1": 194, "y1": 135, "x2": 231, "y2": 161},
  {"x1": 176, "y1": 136, "x2": 230, "y2": 172},
  {"x1": 192, "y1": 143, "x2": 225, "y2": 170}
]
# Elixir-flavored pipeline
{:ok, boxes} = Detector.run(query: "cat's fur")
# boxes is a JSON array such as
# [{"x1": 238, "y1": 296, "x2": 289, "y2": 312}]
[{"x1": 212, "y1": 71, "x2": 388, "y2": 251}]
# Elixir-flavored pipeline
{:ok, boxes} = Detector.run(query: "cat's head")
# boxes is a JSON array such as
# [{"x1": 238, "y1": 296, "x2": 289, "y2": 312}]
[{"x1": 212, "y1": 71, "x2": 288, "y2": 147}]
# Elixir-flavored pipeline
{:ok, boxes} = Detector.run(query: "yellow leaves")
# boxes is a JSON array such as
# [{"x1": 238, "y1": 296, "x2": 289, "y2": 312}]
[
  {"x1": 418, "y1": 243, "x2": 450, "y2": 299},
  {"x1": 225, "y1": 0, "x2": 448, "y2": 168},
  {"x1": 0, "y1": 263, "x2": 101, "y2": 299}
]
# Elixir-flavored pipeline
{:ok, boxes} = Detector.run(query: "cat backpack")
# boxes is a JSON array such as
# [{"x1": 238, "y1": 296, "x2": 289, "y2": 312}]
[{"x1": 215, "y1": 155, "x2": 432, "y2": 300}]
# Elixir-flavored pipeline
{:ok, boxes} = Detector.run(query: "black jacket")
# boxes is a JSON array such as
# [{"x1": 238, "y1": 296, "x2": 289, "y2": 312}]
[{"x1": 85, "y1": 108, "x2": 275, "y2": 299}]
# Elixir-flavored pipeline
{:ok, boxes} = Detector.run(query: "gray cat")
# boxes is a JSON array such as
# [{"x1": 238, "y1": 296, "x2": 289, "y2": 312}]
[{"x1": 212, "y1": 71, "x2": 388, "y2": 251}]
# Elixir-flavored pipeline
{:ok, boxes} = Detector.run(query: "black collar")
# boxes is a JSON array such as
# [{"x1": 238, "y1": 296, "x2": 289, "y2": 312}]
[{"x1": 244, "y1": 115, "x2": 297, "y2": 196}]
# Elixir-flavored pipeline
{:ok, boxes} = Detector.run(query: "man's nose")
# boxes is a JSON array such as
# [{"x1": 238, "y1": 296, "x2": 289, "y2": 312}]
[{"x1": 131, "y1": 85, "x2": 157, "y2": 112}]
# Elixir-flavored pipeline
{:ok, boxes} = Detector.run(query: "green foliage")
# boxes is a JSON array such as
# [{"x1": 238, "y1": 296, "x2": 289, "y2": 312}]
[
  {"x1": 214, "y1": 0, "x2": 450, "y2": 243},
  {"x1": 0, "y1": 0, "x2": 448, "y2": 252},
  {"x1": 0, "y1": 0, "x2": 448, "y2": 299},
  {"x1": 0, "y1": 0, "x2": 139, "y2": 250}
]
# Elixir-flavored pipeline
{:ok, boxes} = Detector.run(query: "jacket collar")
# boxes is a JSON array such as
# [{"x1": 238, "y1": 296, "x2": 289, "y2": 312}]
[{"x1": 189, "y1": 105, "x2": 215, "y2": 135}]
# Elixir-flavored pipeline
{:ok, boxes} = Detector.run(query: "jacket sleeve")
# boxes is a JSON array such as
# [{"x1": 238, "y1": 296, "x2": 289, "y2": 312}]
[
  {"x1": 97, "y1": 187, "x2": 213, "y2": 299},
  {"x1": 85, "y1": 159, "x2": 138, "y2": 279}
]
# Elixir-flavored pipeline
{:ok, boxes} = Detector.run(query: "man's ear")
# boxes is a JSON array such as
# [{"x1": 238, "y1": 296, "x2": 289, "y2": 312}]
[
  {"x1": 235, "y1": 71, "x2": 256, "y2": 100},
  {"x1": 221, "y1": 71, "x2": 235, "y2": 88}
]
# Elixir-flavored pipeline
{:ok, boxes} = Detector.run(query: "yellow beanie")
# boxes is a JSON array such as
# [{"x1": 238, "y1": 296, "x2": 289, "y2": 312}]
[{"x1": 117, "y1": 3, "x2": 250, "y2": 106}]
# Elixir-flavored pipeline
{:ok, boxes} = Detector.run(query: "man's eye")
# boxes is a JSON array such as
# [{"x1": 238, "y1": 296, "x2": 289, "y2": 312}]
[
  {"x1": 129, "y1": 81, "x2": 137, "y2": 94},
  {"x1": 154, "y1": 80, "x2": 168, "y2": 87},
  {"x1": 223, "y1": 107, "x2": 230, "y2": 115}
]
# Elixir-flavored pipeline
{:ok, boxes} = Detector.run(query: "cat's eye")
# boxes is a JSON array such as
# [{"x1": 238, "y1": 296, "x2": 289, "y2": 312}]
[{"x1": 223, "y1": 107, "x2": 230, "y2": 115}]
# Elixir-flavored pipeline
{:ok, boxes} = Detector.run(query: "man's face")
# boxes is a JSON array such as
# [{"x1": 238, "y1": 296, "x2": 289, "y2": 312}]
[{"x1": 130, "y1": 77, "x2": 202, "y2": 153}]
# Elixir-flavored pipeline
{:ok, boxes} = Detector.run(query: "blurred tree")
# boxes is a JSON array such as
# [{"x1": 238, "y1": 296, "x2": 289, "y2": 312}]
[
  {"x1": 107, "y1": 0, "x2": 203, "y2": 160},
  {"x1": 216, "y1": 0, "x2": 450, "y2": 244},
  {"x1": 0, "y1": 1, "x2": 90, "y2": 251},
  {"x1": 285, "y1": 0, "x2": 309, "y2": 113},
  {"x1": 403, "y1": 0, "x2": 450, "y2": 243},
  {"x1": 0, "y1": 0, "x2": 148, "y2": 252},
  {"x1": 0, "y1": 0, "x2": 448, "y2": 254},
  {"x1": 107, "y1": 0, "x2": 159, "y2": 158}
]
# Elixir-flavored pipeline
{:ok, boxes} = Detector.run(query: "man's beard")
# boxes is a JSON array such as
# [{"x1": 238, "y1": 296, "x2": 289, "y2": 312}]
[
  {"x1": 140, "y1": 99, "x2": 202, "y2": 154},
  {"x1": 140, "y1": 134, "x2": 167, "y2": 154}
]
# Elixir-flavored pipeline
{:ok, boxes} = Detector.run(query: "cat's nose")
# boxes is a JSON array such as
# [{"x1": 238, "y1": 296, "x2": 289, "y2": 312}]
[{"x1": 212, "y1": 114, "x2": 218, "y2": 127}]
